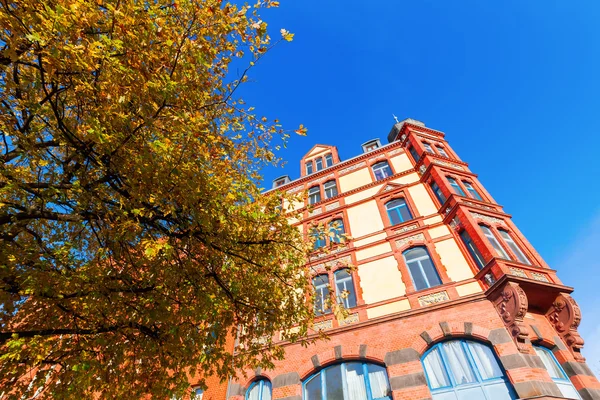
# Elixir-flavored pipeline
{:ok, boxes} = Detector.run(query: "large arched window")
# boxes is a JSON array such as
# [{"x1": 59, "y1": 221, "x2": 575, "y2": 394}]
[
  {"x1": 402, "y1": 247, "x2": 442, "y2": 291},
  {"x1": 304, "y1": 362, "x2": 391, "y2": 400},
  {"x1": 533, "y1": 345, "x2": 581, "y2": 399},
  {"x1": 246, "y1": 379, "x2": 272, "y2": 400},
  {"x1": 334, "y1": 269, "x2": 357, "y2": 309},
  {"x1": 422, "y1": 340, "x2": 516, "y2": 400},
  {"x1": 385, "y1": 198, "x2": 413, "y2": 226}
]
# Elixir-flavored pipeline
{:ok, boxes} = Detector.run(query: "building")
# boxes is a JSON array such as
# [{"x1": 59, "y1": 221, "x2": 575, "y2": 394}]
[{"x1": 205, "y1": 118, "x2": 600, "y2": 400}]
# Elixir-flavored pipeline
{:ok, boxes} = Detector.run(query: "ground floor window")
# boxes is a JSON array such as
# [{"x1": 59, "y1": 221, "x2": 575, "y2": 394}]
[{"x1": 304, "y1": 362, "x2": 391, "y2": 400}]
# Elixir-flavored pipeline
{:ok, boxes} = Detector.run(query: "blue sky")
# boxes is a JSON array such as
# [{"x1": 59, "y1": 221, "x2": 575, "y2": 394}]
[{"x1": 239, "y1": 1, "x2": 600, "y2": 371}]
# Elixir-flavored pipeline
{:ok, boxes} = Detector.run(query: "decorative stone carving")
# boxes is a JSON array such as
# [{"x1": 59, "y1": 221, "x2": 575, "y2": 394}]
[
  {"x1": 313, "y1": 319, "x2": 333, "y2": 332},
  {"x1": 325, "y1": 202, "x2": 340, "y2": 211},
  {"x1": 471, "y1": 212, "x2": 507, "y2": 226},
  {"x1": 546, "y1": 293, "x2": 585, "y2": 361},
  {"x1": 531, "y1": 272, "x2": 550, "y2": 283},
  {"x1": 395, "y1": 224, "x2": 418, "y2": 234},
  {"x1": 400, "y1": 134, "x2": 407, "y2": 142},
  {"x1": 509, "y1": 267, "x2": 528, "y2": 278},
  {"x1": 432, "y1": 159, "x2": 465, "y2": 170},
  {"x1": 419, "y1": 165, "x2": 427, "y2": 176},
  {"x1": 418, "y1": 291, "x2": 449, "y2": 306},
  {"x1": 464, "y1": 201, "x2": 495, "y2": 211},
  {"x1": 339, "y1": 162, "x2": 366, "y2": 175},
  {"x1": 339, "y1": 313, "x2": 360, "y2": 326},
  {"x1": 388, "y1": 148, "x2": 403, "y2": 156},
  {"x1": 308, "y1": 208, "x2": 322, "y2": 217},
  {"x1": 492, "y1": 281, "x2": 530, "y2": 352},
  {"x1": 395, "y1": 233, "x2": 425, "y2": 248},
  {"x1": 449, "y1": 217, "x2": 461, "y2": 231},
  {"x1": 368, "y1": 155, "x2": 386, "y2": 163},
  {"x1": 287, "y1": 186, "x2": 303, "y2": 194}
]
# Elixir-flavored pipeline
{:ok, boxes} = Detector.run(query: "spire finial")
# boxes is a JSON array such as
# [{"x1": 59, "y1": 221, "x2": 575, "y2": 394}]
[{"x1": 392, "y1": 114, "x2": 400, "y2": 124}]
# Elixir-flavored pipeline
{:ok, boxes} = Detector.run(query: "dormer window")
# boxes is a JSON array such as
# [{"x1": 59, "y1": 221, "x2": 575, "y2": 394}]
[
  {"x1": 272, "y1": 175, "x2": 290, "y2": 189},
  {"x1": 324, "y1": 154, "x2": 334, "y2": 167},
  {"x1": 361, "y1": 139, "x2": 381, "y2": 153},
  {"x1": 305, "y1": 161, "x2": 313, "y2": 175},
  {"x1": 315, "y1": 157, "x2": 323, "y2": 171}
]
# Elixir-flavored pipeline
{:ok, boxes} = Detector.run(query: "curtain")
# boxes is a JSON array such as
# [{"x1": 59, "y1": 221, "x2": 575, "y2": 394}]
[
  {"x1": 442, "y1": 341, "x2": 476, "y2": 385},
  {"x1": 467, "y1": 341, "x2": 503, "y2": 380},
  {"x1": 262, "y1": 382, "x2": 272, "y2": 400},
  {"x1": 367, "y1": 364, "x2": 391, "y2": 399},
  {"x1": 345, "y1": 363, "x2": 368, "y2": 400},
  {"x1": 247, "y1": 385, "x2": 260, "y2": 400},
  {"x1": 423, "y1": 347, "x2": 451, "y2": 389}
]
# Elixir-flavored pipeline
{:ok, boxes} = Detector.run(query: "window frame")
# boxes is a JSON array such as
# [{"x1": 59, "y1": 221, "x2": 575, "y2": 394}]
[
  {"x1": 303, "y1": 361, "x2": 392, "y2": 400},
  {"x1": 533, "y1": 345, "x2": 581, "y2": 400},
  {"x1": 408, "y1": 146, "x2": 421, "y2": 163},
  {"x1": 334, "y1": 268, "x2": 357, "y2": 309},
  {"x1": 422, "y1": 141, "x2": 434, "y2": 154},
  {"x1": 479, "y1": 224, "x2": 511, "y2": 260},
  {"x1": 315, "y1": 157, "x2": 324, "y2": 171},
  {"x1": 312, "y1": 274, "x2": 331, "y2": 316},
  {"x1": 447, "y1": 176, "x2": 467, "y2": 197},
  {"x1": 429, "y1": 181, "x2": 447, "y2": 206},
  {"x1": 324, "y1": 154, "x2": 334, "y2": 167},
  {"x1": 328, "y1": 218, "x2": 345, "y2": 244},
  {"x1": 459, "y1": 229, "x2": 486, "y2": 269},
  {"x1": 402, "y1": 246, "x2": 443, "y2": 291},
  {"x1": 435, "y1": 145, "x2": 449, "y2": 158},
  {"x1": 462, "y1": 180, "x2": 483, "y2": 201},
  {"x1": 385, "y1": 198, "x2": 413, "y2": 226},
  {"x1": 371, "y1": 160, "x2": 393, "y2": 181},
  {"x1": 310, "y1": 226, "x2": 326, "y2": 250},
  {"x1": 323, "y1": 180, "x2": 339, "y2": 199},
  {"x1": 498, "y1": 229, "x2": 531, "y2": 265},
  {"x1": 306, "y1": 161, "x2": 313, "y2": 175},
  {"x1": 308, "y1": 186, "x2": 321, "y2": 205},
  {"x1": 246, "y1": 379, "x2": 272, "y2": 400}
]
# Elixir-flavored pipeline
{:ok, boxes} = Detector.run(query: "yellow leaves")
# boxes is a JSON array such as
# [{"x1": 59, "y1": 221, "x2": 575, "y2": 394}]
[
  {"x1": 295, "y1": 124, "x2": 308, "y2": 136},
  {"x1": 280, "y1": 28, "x2": 294, "y2": 42}
]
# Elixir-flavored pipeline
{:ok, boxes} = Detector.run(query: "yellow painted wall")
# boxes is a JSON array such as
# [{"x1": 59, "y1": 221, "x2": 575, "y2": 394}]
[
  {"x1": 355, "y1": 242, "x2": 392, "y2": 261},
  {"x1": 389, "y1": 153, "x2": 413, "y2": 175},
  {"x1": 424, "y1": 215, "x2": 443, "y2": 225},
  {"x1": 434, "y1": 238, "x2": 475, "y2": 282},
  {"x1": 408, "y1": 184, "x2": 438, "y2": 217},
  {"x1": 358, "y1": 256, "x2": 406, "y2": 303},
  {"x1": 391, "y1": 172, "x2": 420, "y2": 185},
  {"x1": 344, "y1": 185, "x2": 380, "y2": 205},
  {"x1": 346, "y1": 200, "x2": 384, "y2": 238},
  {"x1": 428, "y1": 225, "x2": 450, "y2": 239},
  {"x1": 456, "y1": 281, "x2": 483, "y2": 297},
  {"x1": 366, "y1": 299, "x2": 411, "y2": 319},
  {"x1": 339, "y1": 168, "x2": 372, "y2": 192},
  {"x1": 353, "y1": 232, "x2": 388, "y2": 248}
]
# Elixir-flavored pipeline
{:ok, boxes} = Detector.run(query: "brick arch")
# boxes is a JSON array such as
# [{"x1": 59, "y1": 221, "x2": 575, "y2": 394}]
[
  {"x1": 298, "y1": 344, "x2": 386, "y2": 380},
  {"x1": 240, "y1": 372, "x2": 276, "y2": 391},
  {"x1": 410, "y1": 321, "x2": 493, "y2": 356}
]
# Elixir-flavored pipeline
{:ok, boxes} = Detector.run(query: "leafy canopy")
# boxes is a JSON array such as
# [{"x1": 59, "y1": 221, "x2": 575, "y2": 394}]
[{"x1": 0, "y1": 0, "x2": 311, "y2": 398}]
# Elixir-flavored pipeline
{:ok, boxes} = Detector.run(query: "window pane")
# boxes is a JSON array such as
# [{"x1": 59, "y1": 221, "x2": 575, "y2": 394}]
[
  {"x1": 313, "y1": 275, "x2": 330, "y2": 315},
  {"x1": 466, "y1": 341, "x2": 503, "y2": 380},
  {"x1": 556, "y1": 382, "x2": 581, "y2": 399},
  {"x1": 498, "y1": 230, "x2": 530, "y2": 265},
  {"x1": 372, "y1": 162, "x2": 392, "y2": 181},
  {"x1": 423, "y1": 142, "x2": 434, "y2": 153},
  {"x1": 247, "y1": 384, "x2": 260, "y2": 400},
  {"x1": 325, "y1": 154, "x2": 334, "y2": 167},
  {"x1": 404, "y1": 247, "x2": 428, "y2": 260},
  {"x1": 423, "y1": 347, "x2": 451, "y2": 389},
  {"x1": 441, "y1": 341, "x2": 477, "y2": 385},
  {"x1": 409, "y1": 146, "x2": 420, "y2": 162},
  {"x1": 315, "y1": 158, "x2": 323, "y2": 171},
  {"x1": 533, "y1": 347, "x2": 565, "y2": 379},
  {"x1": 306, "y1": 162, "x2": 313, "y2": 174},
  {"x1": 324, "y1": 364, "x2": 344, "y2": 400},
  {"x1": 335, "y1": 269, "x2": 357, "y2": 308},
  {"x1": 262, "y1": 382, "x2": 272, "y2": 400},
  {"x1": 463, "y1": 181, "x2": 482, "y2": 201},
  {"x1": 420, "y1": 257, "x2": 442, "y2": 288},
  {"x1": 367, "y1": 364, "x2": 391, "y2": 400},
  {"x1": 324, "y1": 181, "x2": 338, "y2": 198},
  {"x1": 345, "y1": 363, "x2": 368, "y2": 400},
  {"x1": 408, "y1": 260, "x2": 428, "y2": 290},
  {"x1": 447, "y1": 177, "x2": 466, "y2": 196},
  {"x1": 459, "y1": 230, "x2": 485, "y2": 269},
  {"x1": 436, "y1": 146, "x2": 448, "y2": 157},
  {"x1": 480, "y1": 226, "x2": 510, "y2": 259},
  {"x1": 431, "y1": 182, "x2": 446, "y2": 204},
  {"x1": 305, "y1": 375, "x2": 322, "y2": 400}
]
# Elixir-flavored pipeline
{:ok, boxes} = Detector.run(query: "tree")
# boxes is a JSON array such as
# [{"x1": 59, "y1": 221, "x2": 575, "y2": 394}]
[{"x1": 0, "y1": 0, "x2": 311, "y2": 398}]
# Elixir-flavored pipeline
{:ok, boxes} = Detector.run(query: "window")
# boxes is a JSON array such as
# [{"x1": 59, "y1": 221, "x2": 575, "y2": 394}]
[
  {"x1": 533, "y1": 346, "x2": 581, "y2": 399},
  {"x1": 403, "y1": 247, "x2": 442, "y2": 291},
  {"x1": 498, "y1": 230, "x2": 530, "y2": 265},
  {"x1": 306, "y1": 161, "x2": 312, "y2": 175},
  {"x1": 313, "y1": 275, "x2": 331, "y2": 315},
  {"x1": 460, "y1": 230, "x2": 486, "y2": 269},
  {"x1": 422, "y1": 340, "x2": 516, "y2": 400},
  {"x1": 385, "y1": 198, "x2": 413, "y2": 226},
  {"x1": 372, "y1": 161, "x2": 393, "y2": 181},
  {"x1": 423, "y1": 142, "x2": 434, "y2": 153},
  {"x1": 304, "y1": 362, "x2": 391, "y2": 400},
  {"x1": 274, "y1": 179, "x2": 286, "y2": 187},
  {"x1": 430, "y1": 181, "x2": 447, "y2": 205},
  {"x1": 436, "y1": 145, "x2": 449, "y2": 158},
  {"x1": 328, "y1": 219, "x2": 345, "y2": 243},
  {"x1": 362, "y1": 139, "x2": 381, "y2": 153},
  {"x1": 308, "y1": 186, "x2": 321, "y2": 205},
  {"x1": 311, "y1": 227, "x2": 326, "y2": 250},
  {"x1": 462, "y1": 181, "x2": 482, "y2": 201},
  {"x1": 480, "y1": 225, "x2": 510, "y2": 259},
  {"x1": 334, "y1": 269, "x2": 357, "y2": 308},
  {"x1": 325, "y1": 154, "x2": 334, "y2": 167},
  {"x1": 409, "y1": 146, "x2": 420, "y2": 163},
  {"x1": 191, "y1": 388, "x2": 204, "y2": 400},
  {"x1": 246, "y1": 379, "x2": 272, "y2": 400},
  {"x1": 324, "y1": 180, "x2": 338, "y2": 198},
  {"x1": 315, "y1": 157, "x2": 323, "y2": 171},
  {"x1": 447, "y1": 177, "x2": 466, "y2": 196}
]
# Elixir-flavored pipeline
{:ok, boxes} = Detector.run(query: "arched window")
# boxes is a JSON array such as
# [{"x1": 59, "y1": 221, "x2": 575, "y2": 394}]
[
  {"x1": 246, "y1": 379, "x2": 272, "y2": 400},
  {"x1": 304, "y1": 362, "x2": 391, "y2": 400},
  {"x1": 313, "y1": 275, "x2": 330, "y2": 316},
  {"x1": 328, "y1": 219, "x2": 345, "y2": 243},
  {"x1": 372, "y1": 161, "x2": 393, "y2": 181},
  {"x1": 498, "y1": 230, "x2": 530, "y2": 265},
  {"x1": 403, "y1": 247, "x2": 442, "y2": 291},
  {"x1": 334, "y1": 269, "x2": 357, "y2": 309},
  {"x1": 479, "y1": 225, "x2": 510, "y2": 259},
  {"x1": 324, "y1": 180, "x2": 338, "y2": 198},
  {"x1": 308, "y1": 186, "x2": 321, "y2": 205},
  {"x1": 422, "y1": 340, "x2": 516, "y2": 400},
  {"x1": 533, "y1": 345, "x2": 581, "y2": 399},
  {"x1": 385, "y1": 198, "x2": 413, "y2": 226}
]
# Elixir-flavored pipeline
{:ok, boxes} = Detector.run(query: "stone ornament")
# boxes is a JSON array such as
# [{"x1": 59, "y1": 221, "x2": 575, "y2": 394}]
[
  {"x1": 471, "y1": 212, "x2": 507, "y2": 226},
  {"x1": 546, "y1": 293, "x2": 585, "y2": 361},
  {"x1": 325, "y1": 202, "x2": 340, "y2": 211},
  {"x1": 530, "y1": 272, "x2": 550, "y2": 283},
  {"x1": 339, "y1": 313, "x2": 360, "y2": 326},
  {"x1": 492, "y1": 281, "x2": 530, "y2": 352},
  {"x1": 287, "y1": 186, "x2": 303, "y2": 194},
  {"x1": 432, "y1": 159, "x2": 465, "y2": 171},
  {"x1": 509, "y1": 267, "x2": 528, "y2": 278},
  {"x1": 395, "y1": 233, "x2": 425, "y2": 248},
  {"x1": 313, "y1": 319, "x2": 333, "y2": 332},
  {"x1": 418, "y1": 291, "x2": 450, "y2": 306},
  {"x1": 395, "y1": 224, "x2": 419, "y2": 234},
  {"x1": 339, "y1": 162, "x2": 366, "y2": 175}
]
